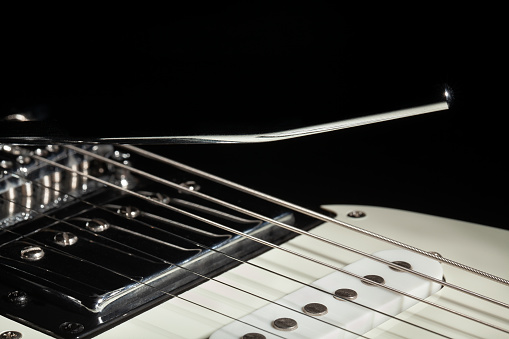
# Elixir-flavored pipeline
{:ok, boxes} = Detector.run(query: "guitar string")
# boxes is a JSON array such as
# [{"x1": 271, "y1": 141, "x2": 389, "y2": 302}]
[
  {"x1": 25, "y1": 151, "x2": 509, "y2": 334},
  {"x1": 7, "y1": 173, "x2": 454, "y2": 339},
  {"x1": 119, "y1": 144, "x2": 509, "y2": 288},
  {"x1": 0, "y1": 196, "x2": 371, "y2": 339},
  {"x1": 64, "y1": 144, "x2": 509, "y2": 310}
]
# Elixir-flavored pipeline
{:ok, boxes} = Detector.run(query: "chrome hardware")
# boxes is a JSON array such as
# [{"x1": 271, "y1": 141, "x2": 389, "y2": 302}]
[
  {"x1": 7, "y1": 291, "x2": 29, "y2": 307},
  {"x1": 54, "y1": 232, "x2": 78, "y2": 246},
  {"x1": 0, "y1": 331, "x2": 22, "y2": 339},
  {"x1": 334, "y1": 288, "x2": 358, "y2": 301},
  {"x1": 179, "y1": 180, "x2": 200, "y2": 192},
  {"x1": 347, "y1": 210, "x2": 366, "y2": 218},
  {"x1": 59, "y1": 322, "x2": 84, "y2": 334},
  {"x1": 389, "y1": 260, "x2": 412, "y2": 271},
  {"x1": 302, "y1": 302, "x2": 328, "y2": 316},
  {"x1": 272, "y1": 317, "x2": 298, "y2": 331},
  {"x1": 20, "y1": 246, "x2": 45, "y2": 261},
  {"x1": 362, "y1": 274, "x2": 385, "y2": 285},
  {"x1": 116, "y1": 206, "x2": 141, "y2": 219},
  {"x1": 85, "y1": 218, "x2": 110, "y2": 232}
]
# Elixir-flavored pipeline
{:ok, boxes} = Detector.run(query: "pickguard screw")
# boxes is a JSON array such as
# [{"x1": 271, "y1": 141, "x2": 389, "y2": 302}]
[
  {"x1": 85, "y1": 218, "x2": 110, "y2": 232},
  {"x1": 59, "y1": 322, "x2": 84, "y2": 334},
  {"x1": 7, "y1": 291, "x2": 29, "y2": 307},
  {"x1": 54, "y1": 232, "x2": 78, "y2": 246},
  {"x1": 117, "y1": 206, "x2": 141, "y2": 219},
  {"x1": 347, "y1": 210, "x2": 366, "y2": 218},
  {"x1": 20, "y1": 246, "x2": 45, "y2": 261},
  {"x1": 0, "y1": 331, "x2": 22, "y2": 339}
]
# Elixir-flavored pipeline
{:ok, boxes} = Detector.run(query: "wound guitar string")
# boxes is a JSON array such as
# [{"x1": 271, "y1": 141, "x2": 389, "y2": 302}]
[
  {"x1": 2, "y1": 144, "x2": 508, "y2": 336},
  {"x1": 3, "y1": 174, "x2": 453, "y2": 338}
]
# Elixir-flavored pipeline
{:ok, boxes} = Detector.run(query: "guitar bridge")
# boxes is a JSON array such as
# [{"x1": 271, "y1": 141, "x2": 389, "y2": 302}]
[{"x1": 0, "y1": 144, "x2": 324, "y2": 339}]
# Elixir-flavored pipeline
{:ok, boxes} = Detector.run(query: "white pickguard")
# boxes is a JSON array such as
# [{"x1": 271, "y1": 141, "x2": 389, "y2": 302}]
[{"x1": 2, "y1": 205, "x2": 508, "y2": 338}]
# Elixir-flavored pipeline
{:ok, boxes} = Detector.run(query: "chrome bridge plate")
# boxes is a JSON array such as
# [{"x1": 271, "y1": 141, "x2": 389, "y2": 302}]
[{"x1": 0, "y1": 145, "x2": 323, "y2": 339}]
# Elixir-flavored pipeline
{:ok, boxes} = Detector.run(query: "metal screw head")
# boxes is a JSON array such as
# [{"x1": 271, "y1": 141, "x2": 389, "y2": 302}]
[
  {"x1": 179, "y1": 180, "x2": 200, "y2": 193},
  {"x1": 7, "y1": 291, "x2": 29, "y2": 307},
  {"x1": 361, "y1": 274, "x2": 385, "y2": 286},
  {"x1": 242, "y1": 334, "x2": 266, "y2": 339},
  {"x1": 334, "y1": 288, "x2": 358, "y2": 301},
  {"x1": 272, "y1": 317, "x2": 298, "y2": 331},
  {"x1": 0, "y1": 331, "x2": 22, "y2": 339},
  {"x1": 116, "y1": 206, "x2": 141, "y2": 219},
  {"x1": 347, "y1": 210, "x2": 366, "y2": 218},
  {"x1": 139, "y1": 191, "x2": 170, "y2": 204},
  {"x1": 59, "y1": 322, "x2": 84, "y2": 334},
  {"x1": 20, "y1": 246, "x2": 45, "y2": 261},
  {"x1": 0, "y1": 160, "x2": 14, "y2": 169},
  {"x1": 85, "y1": 218, "x2": 110, "y2": 232},
  {"x1": 302, "y1": 302, "x2": 328, "y2": 316},
  {"x1": 54, "y1": 232, "x2": 78, "y2": 246}
]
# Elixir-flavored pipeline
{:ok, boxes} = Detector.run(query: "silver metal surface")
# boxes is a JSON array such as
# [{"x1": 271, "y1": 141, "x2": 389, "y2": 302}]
[
  {"x1": 54, "y1": 232, "x2": 78, "y2": 246},
  {"x1": 302, "y1": 302, "x2": 328, "y2": 316},
  {"x1": 96, "y1": 102, "x2": 449, "y2": 144},
  {"x1": 7, "y1": 291, "x2": 29, "y2": 307},
  {"x1": 84, "y1": 218, "x2": 110, "y2": 232},
  {"x1": 272, "y1": 318, "x2": 298, "y2": 331},
  {"x1": 334, "y1": 288, "x2": 358, "y2": 301},
  {"x1": 116, "y1": 205, "x2": 141, "y2": 219},
  {"x1": 179, "y1": 180, "x2": 200, "y2": 192},
  {"x1": 20, "y1": 246, "x2": 45, "y2": 261},
  {"x1": 38, "y1": 147, "x2": 509, "y2": 333},
  {"x1": 361, "y1": 275, "x2": 385, "y2": 286}
]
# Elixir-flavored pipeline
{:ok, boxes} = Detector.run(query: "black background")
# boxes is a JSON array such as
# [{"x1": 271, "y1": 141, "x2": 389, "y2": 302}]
[{"x1": 2, "y1": 5, "x2": 507, "y2": 229}]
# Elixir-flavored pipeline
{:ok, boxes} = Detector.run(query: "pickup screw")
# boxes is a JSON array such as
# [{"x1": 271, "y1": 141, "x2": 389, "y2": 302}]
[
  {"x1": 85, "y1": 219, "x2": 110, "y2": 232},
  {"x1": 59, "y1": 322, "x2": 84, "y2": 334},
  {"x1": 117, "y1": 206, "x2": 141, "y2": 219},
  {"x1": 7, "y1": 291, "x2": 29, "y2": 307},
  {"x1": 20, "y1": 246, "x2": 45, "y2": 261},
  {"x1": 0, "y1": 331, "x2": 22, "y2": 339},
  {"x1": 54, "y1": 232, "x2": 78, "y2": 246}
]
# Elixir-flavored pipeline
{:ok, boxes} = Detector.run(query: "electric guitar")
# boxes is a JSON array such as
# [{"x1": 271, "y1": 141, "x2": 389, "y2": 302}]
[{"x1": 1, "y1": 104, "x2": 508, "y2": 338}]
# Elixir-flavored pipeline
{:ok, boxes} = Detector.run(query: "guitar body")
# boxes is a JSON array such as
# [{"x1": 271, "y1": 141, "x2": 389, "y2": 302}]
[{"x1": 2, "y1": 204, "x2": 507, "y2": 338}]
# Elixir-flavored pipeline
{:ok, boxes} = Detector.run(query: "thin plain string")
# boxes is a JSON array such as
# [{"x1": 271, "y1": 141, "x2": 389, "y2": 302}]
[
  {"x1": 7, "y1": 173, "x2": 454, "y2": 338},
  {"x1": 0, "y1": 196, "x2": 371, "y2": 339},
  {"x1": 119, "y1": 144, "x2": 509, "y2": 287},
  {"x1": 64, "y1": 145, "x2": 509, "y2": 310},
  {"x1": 27, "y1": 151, "x2": 509, "y2": 334}
]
